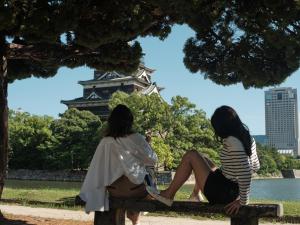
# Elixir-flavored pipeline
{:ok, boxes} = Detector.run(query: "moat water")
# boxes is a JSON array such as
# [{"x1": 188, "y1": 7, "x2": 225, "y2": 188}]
[{"x1": 251, "y1": 178, "x2": 300, "y2": 200}]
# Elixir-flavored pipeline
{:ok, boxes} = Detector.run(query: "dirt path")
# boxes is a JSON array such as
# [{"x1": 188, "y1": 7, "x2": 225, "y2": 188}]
[
  {"x1": 1, "y1": 213, "x2": 93, "y2": 225},
  {"x1": 1, "y1": 204, "x2": 299, "y2": 225},
  {"x1": 0, "y1": 204, "x2": 93, "y2": 221}
]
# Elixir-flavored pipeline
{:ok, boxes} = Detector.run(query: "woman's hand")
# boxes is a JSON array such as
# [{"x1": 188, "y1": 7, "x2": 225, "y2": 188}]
[
  {"x1": 145, "y1": 131, "x2": 152, "y2": 143},
  {"x1": 224, "y1": 199, "x2": 241, "y2": 215}
]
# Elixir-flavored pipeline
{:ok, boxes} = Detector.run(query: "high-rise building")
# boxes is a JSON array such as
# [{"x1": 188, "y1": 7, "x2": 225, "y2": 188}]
[{"x1": 265, "y1": 87, "x2": 299, "y2": 156}]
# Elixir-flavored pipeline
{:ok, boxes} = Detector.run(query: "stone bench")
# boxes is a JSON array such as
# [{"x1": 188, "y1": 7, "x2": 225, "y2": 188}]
[{"x1": 93, "y1": 197, "x2": 283, "y2": 225}]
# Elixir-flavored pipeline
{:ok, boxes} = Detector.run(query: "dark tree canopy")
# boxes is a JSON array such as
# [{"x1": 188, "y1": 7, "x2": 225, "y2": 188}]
[
  {"x1": 2, "y1": 0, "x2": 172, "y2": 82},
  {"x1": 1, "y1": 0, "x2": 300, "y2": 199},
  {"x1": 182, "y1": 1, "x2": 300, "y2": 88},
  {"x1": 0, "y1": 0, "x2": 299, "y2": 87}
]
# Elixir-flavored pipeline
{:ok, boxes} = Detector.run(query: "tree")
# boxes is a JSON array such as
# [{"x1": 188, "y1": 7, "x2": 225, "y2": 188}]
[
  {"x1": 258, "y1": 153, "x2": 278, "y2": 175},
  {"x1": 2, "y1": 0, "x2": 300, "y2": 197},
  {"x1": 182, "y1": 1, "x2": 300, "y2": 88},
  {"x1": 8, "y1": 110, "x2": 54, "y2": 169},
  {"x1": 151, "y1": 136, "x2": 173, "y2": 169},
  {"x1": 109, "y1": 91, "x2": 174, "y2": 167},
  {"x1": 0, "y1": 0, "x2": 171, "y2": 197},
  {"x1": 166, "y1": 96, "x2": 220, "y2": 166},
  {"x1": 50, "y1": 109, "x2": 102, "y2": 170},
  {"x1": 8, "y1": 108, "x2": 102, "y2": 170},
  {"x1": 255, "y1": 143, "x2": 300, "y2": 174},
  {"x1": 109, "y1": 92, "x2": 219, "y2": 168},
  {"x1": 109, "y1": 91, "x2": 170, "y2": 135}
]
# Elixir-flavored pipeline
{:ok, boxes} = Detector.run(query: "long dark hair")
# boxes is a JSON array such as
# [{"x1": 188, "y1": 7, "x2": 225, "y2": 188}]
[
  {"x1": 105, "y1": 104, "x2": 134, "y2": 138},
  {"x1": 211, "y1": 105, "x2": 252, "y2": 157}
]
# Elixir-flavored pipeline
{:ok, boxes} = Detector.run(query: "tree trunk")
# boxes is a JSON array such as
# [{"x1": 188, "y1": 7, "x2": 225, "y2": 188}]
[{"x1": 0, "y1": 35, "x2": 8, "y2": 199}]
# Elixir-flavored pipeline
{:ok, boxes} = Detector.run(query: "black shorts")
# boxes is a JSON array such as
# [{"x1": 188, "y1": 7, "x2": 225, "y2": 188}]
[{"x1": 203, "y1": 169, "x2": 239, "y2": 204}]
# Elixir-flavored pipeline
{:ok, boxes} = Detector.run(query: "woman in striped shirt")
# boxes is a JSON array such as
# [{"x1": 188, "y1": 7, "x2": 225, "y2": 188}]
[{"x1": 148, "y1": 105, "x2": 260, "y2": 215}]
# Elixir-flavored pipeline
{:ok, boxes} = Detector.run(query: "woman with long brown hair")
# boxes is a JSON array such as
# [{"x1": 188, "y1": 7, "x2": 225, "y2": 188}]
[
  {"x1": 148, "y1": 105, "x2": 260, "y2": 215},
  {"x1": 79, "y1": 104, "x2": 157, "y2": 225}
]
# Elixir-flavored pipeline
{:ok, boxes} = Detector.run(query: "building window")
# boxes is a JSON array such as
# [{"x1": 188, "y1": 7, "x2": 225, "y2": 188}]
[
  {"x1": 277, "y1": 93, "x2": 283, "y2": 100},
  {"x1": 266, "y1": 94, "x2": 272, "y2": 100}
]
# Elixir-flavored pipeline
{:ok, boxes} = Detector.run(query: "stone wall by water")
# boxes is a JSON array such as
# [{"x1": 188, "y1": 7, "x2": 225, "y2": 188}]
[
  {"x1": 9, "y1": 169, "x2": 297, "y2": 184},
  {"x1": 281, "y1": 169, "x2": 300, "y2": 178},
  {"x1": 293, "y1": 169, "x2": 300, "y2": 178},
  {"x1": 7, "y1": 169, "x2": 86, "y2": 182},
  {"x1": 7, "y1": 169, "x2": 174, "y2": 184}
]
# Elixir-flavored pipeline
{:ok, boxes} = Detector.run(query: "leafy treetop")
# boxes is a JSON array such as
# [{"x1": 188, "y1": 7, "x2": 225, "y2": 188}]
[{"x1": 1, "y1": 0, "x2": 300, "y2": 87}]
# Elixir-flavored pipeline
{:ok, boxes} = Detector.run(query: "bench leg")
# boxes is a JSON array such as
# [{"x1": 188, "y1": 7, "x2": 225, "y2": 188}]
[
  {"x1": 231, "y1": 217, "x2": 258, "y2": 225},
  {"x1": 94, "y1": 209, "x2": 126, "y2": 225}
]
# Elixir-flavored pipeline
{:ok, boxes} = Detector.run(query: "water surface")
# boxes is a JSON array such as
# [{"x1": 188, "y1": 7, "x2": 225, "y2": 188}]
[{"x1": 251, "y1": 178, "x2": 300, "y2": 200}]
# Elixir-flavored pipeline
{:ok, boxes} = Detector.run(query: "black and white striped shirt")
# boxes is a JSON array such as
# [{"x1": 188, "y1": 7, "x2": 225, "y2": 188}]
[{"x1": 220, "y1": 136, "x2": 260, "y2": 205}]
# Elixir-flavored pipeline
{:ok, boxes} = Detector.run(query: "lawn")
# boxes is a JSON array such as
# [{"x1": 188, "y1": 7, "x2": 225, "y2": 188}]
[
  {"x1": 2, "y1": 180, "x2": 82, "y2": 209},
  {"x1": 2, "y1": 179, "x2": 300, "y2": 219}
]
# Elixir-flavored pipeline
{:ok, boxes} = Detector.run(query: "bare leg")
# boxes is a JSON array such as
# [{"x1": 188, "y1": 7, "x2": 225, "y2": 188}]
[
  {"x1": 192, "y1": 182, "x2": 200, "y2": 196},
  {"x1": 160, "y1": 150, "x2": 213, "y2": 200},
  {"x1": 189, "y1": 182, "x2": 205, "y2": 201},
  {"x1": 190, "y1": 156, "x2": 217, "y2": 200},
  {"x1": 203, "y1": 156, "x2": 217, "y2": 170},
  {"x1": 107, "y1": 176, "x2": 147, "y2": 225},
  {"x1": 127, "y1": 211, "x2": 140, "y2": 225}
]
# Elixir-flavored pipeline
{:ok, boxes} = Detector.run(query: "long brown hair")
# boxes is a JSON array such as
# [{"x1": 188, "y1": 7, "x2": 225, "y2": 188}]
[
  {"x1": 105, "y1": 104, "x2": 134, "y2": 138},
  {"x1": 211, "y1": 105, "x2": 252, "y2": 157}
]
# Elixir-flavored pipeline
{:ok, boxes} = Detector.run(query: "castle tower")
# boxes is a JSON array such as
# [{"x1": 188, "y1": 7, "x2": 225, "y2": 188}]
[{"x1": 61, "y1": 65, "x2": 163, "y2": 119}]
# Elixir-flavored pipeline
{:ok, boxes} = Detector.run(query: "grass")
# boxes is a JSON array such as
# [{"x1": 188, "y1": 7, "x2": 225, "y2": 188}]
[
  {"x1": 2, "y1": 180, "x2": 82, "y2": 210},
  {"x1": 2, "y1": 180, "x2": 300, "y2": 220}
]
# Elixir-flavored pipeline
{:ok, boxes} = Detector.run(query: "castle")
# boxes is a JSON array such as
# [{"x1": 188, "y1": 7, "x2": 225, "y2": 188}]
[{"x1": 61, "y1": 64, "x2": 163, "y2": 118}]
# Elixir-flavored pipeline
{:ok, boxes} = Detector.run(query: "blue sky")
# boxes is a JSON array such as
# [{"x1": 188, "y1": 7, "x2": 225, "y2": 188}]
[{"x1": 8, "y1": 25, "x2": 300, "y2": 135}]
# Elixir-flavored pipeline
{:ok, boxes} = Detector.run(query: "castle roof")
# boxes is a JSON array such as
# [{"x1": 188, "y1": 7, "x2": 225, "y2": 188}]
[
  {"x1": 61, "y1": 64, "x2": 163, "y2": 117},
  {"x1": 78, "y1": 65, "x2": 154, "y2": 86}
]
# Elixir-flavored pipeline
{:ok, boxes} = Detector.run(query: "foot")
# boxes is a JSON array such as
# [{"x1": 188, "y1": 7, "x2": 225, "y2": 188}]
[
  {"x1": 146, "y1": 187, "x2": 173, "y2": 206},
  {"x1": 188, "y1": 192, "x2": 205, "y2": 202},
  {"x1": 159, "y1": 189, "x2": 174, "y2": 200}
]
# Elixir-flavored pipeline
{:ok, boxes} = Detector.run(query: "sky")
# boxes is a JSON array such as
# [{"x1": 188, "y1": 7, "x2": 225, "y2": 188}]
[{"x1": 8, "y1": 25, "x2": 300, "y2": 135}]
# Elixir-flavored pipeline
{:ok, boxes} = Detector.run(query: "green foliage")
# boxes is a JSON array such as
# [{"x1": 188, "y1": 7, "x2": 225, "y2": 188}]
[
  {"x1": 167, "y1": 96, "x2": 220, "y2": 161},
  {"x1": 109, "y1": 91, "x2": 171, "y2": 135},
  {"x1": 8, "y1": 109, "x2": 102, "y2": 170},
  {"x1": 109, "y1": 92, "x2": 219, "y2": 168},
  {"x1": 256, "y1": 143, "x2": 300, "y2": 175},
  {"x1": 8, "y1": 110, "x2": 55, "y2": 169},
  {"x1": 1, "y1": 1, "x2": 300, "y2": 87},
  {"x1": 151, "y1": 136, "x2": 173, "y2": 169},
  {"x1": 258, "y1": 152, "x2": 278, "y2": 175},
  {"x1": 181, "y1": 0, "x2": 300, "y2": 88},
  {"x1": 50, "y1": 109, "x2": 102, "y2": 170},
  {"x1": 7, "y1": 97, "x2": 300, "y2": 173},
  {"x1": 3, "y1": 0, "x2": 171, "y2": 82}
]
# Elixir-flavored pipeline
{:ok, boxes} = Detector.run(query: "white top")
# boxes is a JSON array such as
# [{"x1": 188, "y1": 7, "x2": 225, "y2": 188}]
[
  {"x1": 220, "y1": 136, "x2": 260, "y2": 205},
  {"x1": 79, "y1": 133, "x2": 157, "y2": 213}
]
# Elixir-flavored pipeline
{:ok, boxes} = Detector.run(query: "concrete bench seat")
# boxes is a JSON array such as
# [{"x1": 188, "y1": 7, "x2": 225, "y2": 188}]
[{"x1": 93, "y1": 197, "x2": 283, "y2": 225}]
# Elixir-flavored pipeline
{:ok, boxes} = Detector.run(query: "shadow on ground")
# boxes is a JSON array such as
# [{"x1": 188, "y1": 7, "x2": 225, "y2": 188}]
[
  {"x1": 0, "y1": 196, "x2": 77, "y2": 208},
  {"x1": 0, "y1": 212, "x2": 34, "y2": 225}
]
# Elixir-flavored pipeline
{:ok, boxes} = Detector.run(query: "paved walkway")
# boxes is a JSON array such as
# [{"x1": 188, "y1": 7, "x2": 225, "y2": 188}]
[{"x1": 0, "y1": 204, "x2": 298, "y2": 225}]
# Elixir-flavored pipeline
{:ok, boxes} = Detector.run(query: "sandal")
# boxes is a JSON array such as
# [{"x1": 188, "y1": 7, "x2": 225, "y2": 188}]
[{"x1": 146, "y1": 186, "x2": 173, "y2": 207}]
